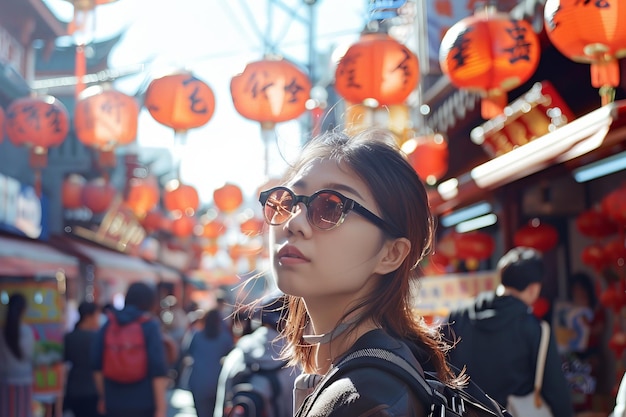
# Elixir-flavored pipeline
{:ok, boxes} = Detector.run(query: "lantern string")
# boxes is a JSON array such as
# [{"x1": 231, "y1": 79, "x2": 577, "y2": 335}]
[{"x1": 173, "y1": 130, "x2": 188, "y2": 179}]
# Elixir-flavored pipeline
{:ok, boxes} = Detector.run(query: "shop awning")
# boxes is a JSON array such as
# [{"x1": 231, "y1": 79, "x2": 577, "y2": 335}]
[
  {"x1": 428, "y1": 100, "x2": 626, "y2": 215},
  {"x1": 0, "y1": 234, "x2": 79, "y2": 278},
  {"x1": 59, "y1": 237, "x2": 160, "y2": 284}
]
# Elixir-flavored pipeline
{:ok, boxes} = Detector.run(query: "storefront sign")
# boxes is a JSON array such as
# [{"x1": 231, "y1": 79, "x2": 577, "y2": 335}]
[{"x1": 0, "y1": 173, "x2": 46, "y2": 238}]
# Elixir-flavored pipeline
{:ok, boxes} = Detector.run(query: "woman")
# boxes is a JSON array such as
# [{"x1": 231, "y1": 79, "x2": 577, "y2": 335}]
[
  {"x1": 63, "y1": 301, "x2": 101, "y2": 417},
  {"x1": 182, "y1": 309, "x2": 233, "y2": 417},
  {"x1": 0, "y1": 293, "x2": 35, "y2": 417},
  {"x1": 258, "y1": 129, "x2": 462, "y2": 416}
]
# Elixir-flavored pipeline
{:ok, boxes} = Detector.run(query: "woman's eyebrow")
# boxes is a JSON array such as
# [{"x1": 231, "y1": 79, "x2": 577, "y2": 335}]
[{"x1": 292, "y1": 179, "x2": 364, "y2": 200}]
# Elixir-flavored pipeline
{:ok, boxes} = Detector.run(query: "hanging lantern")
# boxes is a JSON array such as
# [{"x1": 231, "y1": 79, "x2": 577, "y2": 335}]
[
  {"x1": 213, "y1": 183, "x2": 243, "y2": 213},
  {"x1": 454, "y1": 231, "x2": 495, "y2": 260},
  {"x1": 402, "y1": 133, "x2": 449, "y2": 185},
  {"x1": 335, "y1": 33, "x2": 419, "y2": 106},
  {"x1": 601, "y1": 186, "x2": 626, "y2": 228},
  {"x1": 81, "y1": 177, "x2": 117, "y2": 214},
  {"x1": 163, "y1": 180, "x2": 199, "y2": 216},
  {"x1": 5, "y1": 95, "x2": 70, "y2": 195},
  {"x1": 439, "y1": 4, "x2": 540, "y2": 119},
  {"x1": 581, "y1": 244, "x2": 608, "y2": 272},
  {"x1": 0, "y1": 106, "x2": 4, "y2": 141},
  {"x1": 62, "y1": 174, "x2": 86, "y2": 210},
  {"x1": 576, "y1": 207, "x2": 617, "y2": 239},
  {"x1": 125, "y1": 177, "x2": 159, "y2": 218},
  {"x1": 171, "y1": 214, "x2": 196, "y2": 238},
  {"x1": 142, "y1": 209, "x2": 166, "y2": 234},
  {"x1": 201, "y1": 219, "x2": 226, "y2": 239},
  {"x1": 74, "y1": 85, "x2": 139, "y2": 169},
  {"x1": 513, "y1": 220, "x2": 559, "y2": 252},
  {"x1": 145, "y1": 71, "x2": 215, "y2": 133},
  {"x1": 240, "y1": 217, "x2": 265, "y2": 237},
  {"x1": 604, "y1": 237, "x2": 626, "y2": 269},
  {"x1": 230, "y1": 57, "x2": 311, "y2": 126},
  {"x1": 544, "y1": 0, "x2": 626, "y2": 106}
]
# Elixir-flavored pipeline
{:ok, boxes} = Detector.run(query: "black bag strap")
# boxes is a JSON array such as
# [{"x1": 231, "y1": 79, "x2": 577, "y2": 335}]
[{"x1": 297, "y1": 347, "x2": 506, "y2": 417}]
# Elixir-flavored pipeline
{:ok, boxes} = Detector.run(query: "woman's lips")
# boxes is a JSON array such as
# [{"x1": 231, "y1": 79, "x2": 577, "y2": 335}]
[{"x1": 277, "y1": 245, "x2": 309, "y2": 264}]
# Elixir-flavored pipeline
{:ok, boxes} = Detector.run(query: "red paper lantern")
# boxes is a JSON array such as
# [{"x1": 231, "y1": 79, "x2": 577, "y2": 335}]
[
  {"x1": 230, "y1": 57, "x2": 311, "y2": 125},
  {"x1": 335, "y1": 33, "x2": 419, "y2": 106},
  {"x1": 213, "y1": 183, "x2": 243, "y2": 213},
  {"x1": 533, "y1": 297, "x2": 551, "y2": 319},
  {"x1": 125, "y1": 178, "x2": 159, "y2": 218},
  {"x1": 576, "y1": 207, "x2": 617, "y2": 239},
  {"x1": 601, "y1": 187, "x2": 626, "y2": 228},
  {"x1": 240, "y1": 217, "x2": 265, "y2": 237},
  {"x1": 544, "y1": 0, "x2": 626, "y2": 105},
  {"x1": 74, "y1": 86, "x2": 139, "y2": 151},
  {"x1": 0, "y1": 106, "x2": 4, "y2": 142},
  {"x1": 6, "y1": 95, "x2": 70, "y2": 149},
  {"x1": 142, "y1": 209, "x2": 166, "y2": 234},
  {"x1": 581, "y1": 244, "x2": 609, "y2": 272},
  {"x1": 439, "y1": 5, "x2": 540, "y2": 119},
  {"x1": 454, "y1": 231, "x2": 495, "y2": 260},
  {"x1": 609, "y1": 331, "x2": 626, "y2": 358},
  {"x1": 171, "y1": 215, "x2": 196, "y2": 238},
  {"x1": 201, "y1": 219, "x2": 226, "y2": 239},
  {"x1": 145, "y1": 72, "x2": 216, "y2": 132},
  {"x1": 163, "y1": 180, "x2": 199, "y2": 216},
  {"x1": 81, "y1": 178, "x2": 117, "y2": 214},
  {"x1": 403, "y1": 133, "x2": 449, "y2": 185},
  {"x1": 513, "y1": 221, "x2": 559, "y2": 252},
  {"x1": 603, "y1": 238, "x2": 626, "y2": 269},
  {"x1": 62, "y1": 174, "x2": 86, "y2": 209}
]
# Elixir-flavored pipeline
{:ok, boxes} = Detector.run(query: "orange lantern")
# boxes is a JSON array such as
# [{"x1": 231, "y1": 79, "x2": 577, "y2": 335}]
[
  {"x1": 125, "y1": 177, "x2": 159, "y2": 218},
  {"x1": 402, "y1": 133, "x2": 449, "y2": 185},
  {"x1": 454, "y1": 231, "x2": 495, "y2": 260},
  {"x1": 5, "y1": 95, "x2": 70, "y2": 195},
  {"x1": 163, "y1": 180, "x2": 199, "y2": 216},
  {"x1": 439, "y1": 5, "x2": 540, "y2": 119},
  {"x1": 581, "y1": 244, "x2": 608, "y2": 272},
  {"x1": 230, "y1": 57, "x2": 311, "y2": 126},
  {"x1": 171, "y1": 215, "x2": 196, "y2": 238},
  {"x1": 240, "y1": 217, "x2": 265, "y2": 237},
  {"x1": 576, "y1": 207, "x2": 617, "y2": 239},
  {"x1": 335, "y1": 33, "x2": 419, "y2": 106},
  {"x1": 81, "y1": 177, "x2": 117, "y2": 214},
  {"x1": 201, "y1": 219, "x2": 226, "y2": 239},
  {"x1": 74, "y1": 85, "x2": 139, "y2": 168},
  {"x1": 604, "y1": 237, "x2": 626, "y2": 269},
  {"x1": 213, "y1": 183, "x2": 243, "y2": 213},
  {"x1": 142, "y1": 209, "x2": 166, "y2": 234},
  {"x1": 513, "y1": 220, "x2": 559, "y2": 252},
  {"x1": 544, "y1": 0, "x2": 626, "y2": 106},
  {"x1": 62, "y1": 174, "x2": 86, "y2": 209},
  {"x1": 145, "y1": 72, "x2": 215, "y2": 133}
]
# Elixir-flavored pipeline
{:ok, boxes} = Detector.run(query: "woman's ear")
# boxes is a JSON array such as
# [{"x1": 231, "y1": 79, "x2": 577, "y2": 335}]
[{"x1": 374, "y1": 237, "x2": 411, "y2": 275}]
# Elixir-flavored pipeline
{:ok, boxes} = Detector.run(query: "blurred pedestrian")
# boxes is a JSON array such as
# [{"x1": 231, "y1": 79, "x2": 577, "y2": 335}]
[
  {"x1": 444, "y1": 247, "x2": 573, "y2": 416},
  {"x1": 91, "y1": 282, "x2": 169, "y2": 417},
  {"x1": 0, "y1": 292, "x2": 35, "y2": 417},
  {"x1": 182, "y1": 308, "x2": 233, "y2": 417},
  {"x1": 63, "y1": 301, "x2": 101, "y2": 417}
]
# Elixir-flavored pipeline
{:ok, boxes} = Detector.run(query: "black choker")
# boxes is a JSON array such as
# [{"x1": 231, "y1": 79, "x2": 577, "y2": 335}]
[{"x1": 302, "y1": 321, "x2": 353, "y2": 345}]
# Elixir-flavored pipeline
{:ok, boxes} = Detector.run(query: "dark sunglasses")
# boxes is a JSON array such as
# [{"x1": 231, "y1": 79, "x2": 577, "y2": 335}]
[{"x1": 258, "y1": 186, "x2": 401, "y2": 236}]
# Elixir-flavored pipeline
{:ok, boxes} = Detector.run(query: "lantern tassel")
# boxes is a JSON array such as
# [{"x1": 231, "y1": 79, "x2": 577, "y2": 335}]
[
  {"x1": 75, "y1": 45, "x2": 87, "y2": 98},
  {"x1": 29, "y1": 149, "x2": 48, "y2": 197},
  {"x1": 591, "y1": 59, "x2": 619, "y2": 106},
  {"x1": 481, "y1": 92, "x2": 507, "y2": 120}
]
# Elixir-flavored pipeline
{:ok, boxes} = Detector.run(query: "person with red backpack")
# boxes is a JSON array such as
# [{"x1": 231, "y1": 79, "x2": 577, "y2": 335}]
[{"x1": 91, "y1": 282, "x2": 169, "y2": 417}]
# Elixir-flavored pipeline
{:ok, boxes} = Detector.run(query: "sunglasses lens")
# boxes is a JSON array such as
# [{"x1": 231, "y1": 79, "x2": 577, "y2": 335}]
[
  {"x1": 309, "y1": 192, "x2": 344, "y2": 229},
  {"x1": 264, "y1": 189, "x2": 294, "y2": 225}
]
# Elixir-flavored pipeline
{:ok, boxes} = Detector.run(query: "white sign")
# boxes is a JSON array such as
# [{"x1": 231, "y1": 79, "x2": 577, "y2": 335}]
[{"x1": 0, "y1": 174, "x2": 43, "y2": 238}]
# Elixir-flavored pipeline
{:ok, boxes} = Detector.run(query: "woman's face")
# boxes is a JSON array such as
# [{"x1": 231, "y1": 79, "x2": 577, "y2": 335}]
[{"x1": 269, "y1": 158, "x2": 389, "y2": 306}]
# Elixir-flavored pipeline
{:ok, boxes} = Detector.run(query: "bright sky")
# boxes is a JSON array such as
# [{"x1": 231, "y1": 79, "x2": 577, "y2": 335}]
[{"x1": 45, "y1": 0, "x2": 369, "y2": 206}]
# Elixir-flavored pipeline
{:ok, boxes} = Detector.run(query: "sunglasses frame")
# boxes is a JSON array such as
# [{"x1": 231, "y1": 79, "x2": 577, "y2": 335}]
[{"x1": 259, "y1": 186, "x2": 401, "y2": 236}]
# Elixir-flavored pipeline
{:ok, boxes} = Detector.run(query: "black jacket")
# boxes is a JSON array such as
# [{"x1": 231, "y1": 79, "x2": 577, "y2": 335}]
[
  {"x1": 295, "y1": 329, "x2": 427, "y2": 417},
  {"x1": 445, "y1": 292, "x2": 574, "y2": 417}
]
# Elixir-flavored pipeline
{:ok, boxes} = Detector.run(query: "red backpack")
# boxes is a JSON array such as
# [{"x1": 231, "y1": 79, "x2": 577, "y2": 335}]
[{"x1": 102, "y1": 312, "x2": 150, "y2": 383}]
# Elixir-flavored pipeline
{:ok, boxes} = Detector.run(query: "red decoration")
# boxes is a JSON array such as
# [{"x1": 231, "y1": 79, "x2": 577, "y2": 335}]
[
  {"x1": 454, "y1": 231, "x2": 495, "y2": 260},
  {"x1": 513, "y1": 221, "x2": 558, "y2": 252},
  {"x1": 230, "y1": 57, "x2": 311, "y2": 125},
  {"x1": 74, "y1": 86, "x2": 139, "y2": 167},
  {"x1": 240, "y1": 217, "x2": 265, "y2": 237},
  {"x1": 404, "y1": 133, "x2": 449, "y2": 185},
  {"x1": 603, "y1": 238, "x2": 626, "y2": 269},
  {"x1": 544, "y1": 0, "x2": 626, "y2": 105},
  {"x1": 609, "y1": 331, "x2": 626, "y2": 358},
  {"x1": 439, "y1": 5, "x2": 540, "y2": 119},
  {"x1": 601, "y1": 186, "x2": 626, "y2": 228},
  {"x1": 145, "y1": 72, "x2": 215, "y2": 132},
  {"x1": 213, "y1": 183, "x2": 243, "y2": 213},
  {"x1": 576, "y1": 207, "x2": 617, "y2": 239},
  {"x1": 125, "y1": 178, "x2": 159, "y2": 218},
  {"x1": 581, "y1": 244, "x2": 608, "y2": 272},
  {"x1": 532, "y1": 297, "x2": 551, "y2": 319},
  {"x1": 163, "y1": 180, "x2": 199, "y2": 216},
  {"x1": 201, "y1": 220, "x2": 226, "y2": 239},
  {"x1": 81, "y1": 178, "x2": 117, "y2": 214},
  {"x1": 171, "y1": 215, "x2": 196, "y2": 238},
  {"x1": 335, "y1": 33, "x2": 419, "y2": 106},
  {"x1": 142, "y1": 209, "x2": 166, "y2": 234},
  {"x1": 62, "y1": 174, "x2": 86, "y2": 209},
  {"x1": 0, "y1": 106, "x2": 4, "y2": 142}
]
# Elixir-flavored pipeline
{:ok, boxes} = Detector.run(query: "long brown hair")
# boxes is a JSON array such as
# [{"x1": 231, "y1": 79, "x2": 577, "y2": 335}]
[
  {"x1": 277, "y1": 128, "x2": 457, "y2": 383},
  {"x1": 4, "y1": 293, "x2": 27, "y2": 360}
]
